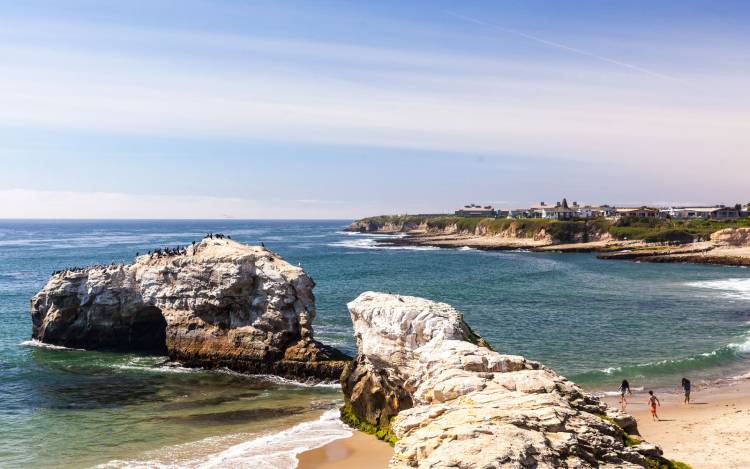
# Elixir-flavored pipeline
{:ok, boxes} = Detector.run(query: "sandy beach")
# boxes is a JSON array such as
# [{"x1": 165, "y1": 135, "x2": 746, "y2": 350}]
[
  {"x1": 296, "y1": 378, "x2": 750, "y2": 469},
  {"x1": 296, "y1": 430, "x2": 393, "y2": 469},
  {"x1": 602, "y1": 378, "x2": 750, "y2": 469}
]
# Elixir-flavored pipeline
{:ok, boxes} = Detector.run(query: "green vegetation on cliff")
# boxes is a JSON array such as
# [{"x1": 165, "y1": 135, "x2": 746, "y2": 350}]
[{"x1": 351, "y1": 214, "x2": 750, "y2": 244}]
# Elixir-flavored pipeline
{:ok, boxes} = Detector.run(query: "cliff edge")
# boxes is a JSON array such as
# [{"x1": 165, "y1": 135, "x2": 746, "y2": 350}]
[
  {"x1": 342, "y1": 292, "x2": 678, "y2": 468},
  {"x1": 30, "y1": 238, "x2": 348, "y2": 380}
]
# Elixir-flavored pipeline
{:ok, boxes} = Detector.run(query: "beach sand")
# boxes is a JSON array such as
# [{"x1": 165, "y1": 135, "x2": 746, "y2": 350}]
[
  {"x1": 297, "y1": 379, "x2": 750, "y2": 469},
  {"x1": 296, "y1": 430, "x2": 393, "y2": 469},
  {"x1": 602, "y1": 378, "x2": 750, "y2": 469}
]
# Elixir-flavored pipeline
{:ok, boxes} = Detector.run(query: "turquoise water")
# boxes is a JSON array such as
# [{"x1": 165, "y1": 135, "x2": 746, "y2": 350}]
[{"x1": 1, "y1": 220, "x2": 750, "y2": 468}]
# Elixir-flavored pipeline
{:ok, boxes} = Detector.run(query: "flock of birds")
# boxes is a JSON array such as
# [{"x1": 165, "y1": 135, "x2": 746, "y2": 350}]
[{"x1": 52, "y1": 233, "x2": 237, "y2": 276}]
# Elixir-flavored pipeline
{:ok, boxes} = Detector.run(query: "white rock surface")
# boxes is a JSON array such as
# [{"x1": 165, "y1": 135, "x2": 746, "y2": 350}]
[
  {"x1": 343, "y1": 292, "x2": 663, "y2": 468},
  {"x1": 31, "y1": 238, "x2": 347, "y2": 379}
]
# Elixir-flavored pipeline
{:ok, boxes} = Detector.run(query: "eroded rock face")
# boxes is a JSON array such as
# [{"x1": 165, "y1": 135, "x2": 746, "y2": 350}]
[
  {"x1": 31, "y1": 239, "x2": 348, "y2": 380},
  {"x1": 343, "y1": 292, "x2": 661, "y2": 468},
  {"x1": 711, "y1": 227, "x2": 750, "y2": 246}
]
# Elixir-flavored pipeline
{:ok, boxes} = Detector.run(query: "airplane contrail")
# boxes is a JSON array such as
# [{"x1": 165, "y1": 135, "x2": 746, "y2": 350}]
[{"x1": 446, "y1": 11, "x2": 683, "y2": 83}]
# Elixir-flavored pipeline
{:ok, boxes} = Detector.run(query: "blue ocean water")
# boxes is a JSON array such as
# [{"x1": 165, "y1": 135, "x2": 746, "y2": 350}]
[{"x1": 1, "y1": 220, "x2": 749, "y2": 468}]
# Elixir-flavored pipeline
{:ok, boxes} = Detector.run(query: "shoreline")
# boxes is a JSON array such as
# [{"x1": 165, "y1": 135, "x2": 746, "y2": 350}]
[
  {"x1": 296, "y1": 429, "x2": 393, "y2": 469},
  {"x1": 357, "y1": 230, "x2": 750, "y2": 267},
  {"x1": 601, "y1": 377, "x2": 750, "y2": 468},
  {"x1": 295, "y1": 375, "x2": 750, "y2": 469}
]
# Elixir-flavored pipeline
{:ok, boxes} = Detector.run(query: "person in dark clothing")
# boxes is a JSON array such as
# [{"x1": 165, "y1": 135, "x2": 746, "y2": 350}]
[
  {"x1": 681, "y1": 378, "x2": 691, "y2": 404},
  {"x1": 619, "y1": 379, "x2": 632, "y2": 408}
]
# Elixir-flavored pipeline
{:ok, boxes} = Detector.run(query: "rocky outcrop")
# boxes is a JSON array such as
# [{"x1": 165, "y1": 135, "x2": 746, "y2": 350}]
[
  {"x1": 711, "y1": 227, "x2": 750, "y2": 247},
  {"x1": 342, "y1": 292, "x2": 667, "y2": 468},
  {"x1": 31, "y1": 239, "x2": 348, "y2": 380}
]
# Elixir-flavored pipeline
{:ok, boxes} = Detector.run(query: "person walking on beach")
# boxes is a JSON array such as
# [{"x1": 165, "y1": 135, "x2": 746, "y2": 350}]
[
  {"x1": 681, "y1": 378, "x2": 691, "y2": 404},
  {"x1": 619, "y1": 379, "x2": 632, "y2": 408},
  {"x1": 648, "y1": 390, "x2": 661, "y2": 421}
]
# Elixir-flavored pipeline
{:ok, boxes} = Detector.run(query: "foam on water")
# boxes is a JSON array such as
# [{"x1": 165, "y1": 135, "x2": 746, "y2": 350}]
[
  {"x1": 95, "y1": 409, "x2": 351, "y2": 469},
  {"x1": 582, "y1": 337, "x2": 750, "y2": 383},
  {"x1": 20, "y1": 339, "x2": 86, "y2": 351},
  {"x1": 686, "y1": 278, "x2": 750, "y2": 301},
  {"x1": 216, "y1": 369, "x2": 342, "y2": 389},
  {"x1": 328, "y1": 238, "x2": 439, "y2": 251}
]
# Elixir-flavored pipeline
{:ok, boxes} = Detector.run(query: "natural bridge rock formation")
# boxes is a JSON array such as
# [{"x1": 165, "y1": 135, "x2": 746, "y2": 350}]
[
  {"x1": 30, "y1": 239, "x2": 348, "y2": 380},
  {"x1": 342, "y1": 292, "x2": 667, "y2": 468}
]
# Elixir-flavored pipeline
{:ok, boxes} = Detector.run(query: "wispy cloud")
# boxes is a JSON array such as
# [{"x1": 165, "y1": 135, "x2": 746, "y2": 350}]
[
  {"x1": 0, "y1": 189, "x2": 361, "y2": 219},
  {"x1": 445, "y1": 11, "x2": 685, "y2": 83},
  {"x1": 0, "y1": 4, "x2": 748, "y2": 215}
]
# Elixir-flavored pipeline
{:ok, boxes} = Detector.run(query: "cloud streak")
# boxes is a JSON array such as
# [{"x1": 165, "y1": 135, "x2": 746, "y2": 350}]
[{"x1": 446, "y1": 11, "x2": 684, "y2": 83}]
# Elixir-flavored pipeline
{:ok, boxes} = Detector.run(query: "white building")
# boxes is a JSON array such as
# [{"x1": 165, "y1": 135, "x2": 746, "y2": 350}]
[{"x1": 663, "y1": 206, "x2": 740, "y2": 220}]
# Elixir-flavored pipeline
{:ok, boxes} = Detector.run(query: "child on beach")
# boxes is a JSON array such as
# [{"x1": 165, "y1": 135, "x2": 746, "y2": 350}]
[
  {"x1": 681, "y1": 378, "x2": 691, "y2": 404},
  {"x1": 648, "y1": 390, "x2": 660, "y2": 421},
  {"x1": 618, "y1": 379, "x2": 632, "y2": 408}
]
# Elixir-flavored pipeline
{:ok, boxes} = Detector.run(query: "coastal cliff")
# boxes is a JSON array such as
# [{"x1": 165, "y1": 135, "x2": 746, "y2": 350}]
[
  {"x1": 342, "y1": 292, "x2": 677, "y2": 468},
  {"x1": 347, "y1": 216, "x2": 610, "y2": 245},
  {"x1": 30, "y1": 238, "x2": 348, "y2": 380}
]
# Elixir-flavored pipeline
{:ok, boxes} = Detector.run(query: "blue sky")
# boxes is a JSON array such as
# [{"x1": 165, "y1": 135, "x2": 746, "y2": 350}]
[{"x1": 1, "y1": 0, "x2": 748, "y2": 218}]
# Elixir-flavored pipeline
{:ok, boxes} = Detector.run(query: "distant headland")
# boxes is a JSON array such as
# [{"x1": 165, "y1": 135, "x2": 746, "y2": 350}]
[{"x1": 347, "y1": 199, "x2": 750, "y2": 266}]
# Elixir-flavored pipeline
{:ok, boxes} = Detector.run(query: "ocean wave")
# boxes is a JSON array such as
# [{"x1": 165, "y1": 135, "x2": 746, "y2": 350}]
[
  {"x1": 94, "y1": 409, "x2": 351, "y2": 469},
  {"x1": 328, "y1": 238, "x2": 439, "y2": 251},
  {"x1": 579, "y1": 339, "x2": 750, "y2": 382},
  {"x1": 215, "y1": 369, "x2": 341, "y2": 389},
  {"x1": 20, "y1": 339, "x2": 86, "y2": 351},
  {"x1": 113, "y1": 364, "x2": 200, "y2": 374},
  {"x1": 686, "y1": 278, "x2": 750, "y2": 301},
  {"x1": 334, "y1": 231, "x2": 408, "y2": 239},
  {"x1": 730, "y1": 370, "x2": 750, "y2": 380}
]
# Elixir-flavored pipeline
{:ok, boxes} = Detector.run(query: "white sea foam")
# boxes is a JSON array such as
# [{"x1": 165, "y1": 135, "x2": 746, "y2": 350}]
[
  {"x1": 729, "y1": 337, "x2": 750, "y2": 354},
  {"x1": 458, "y1": 246, "x2": 475, "y2": 251},
  {"x1": 328, "y1": 238, "x2": 439, "y2": 251},
  {"x1": 335, "y1": 231, "x2": 407, "y2": 239},
  {"x1": 94, "y1": 409, "x2": 351, "y2": 469},
  {"x1": 216, "y1": 369, "x2": 342, "y2": 389},
  {"x1": 113, "y1": 364, "x2": 200, "y2": 374},
  {"x1": 730, "y1": 370, "x2": 750, "y2": 380},
  {"x1": 20, "y1": 339, "x2": 85, "y2": 351},
  {"x1": 686, "y1": 278, "x2": 750, "y2": 301}
]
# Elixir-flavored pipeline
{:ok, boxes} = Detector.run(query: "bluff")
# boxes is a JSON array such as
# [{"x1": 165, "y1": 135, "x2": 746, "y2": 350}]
[
  {"x1": 342, "y1": 292, "x2": 673, "y2": 468},
  {"x1": 30, "y1": 238, "x2": 348, "y2": 380},
  {"x1": 347, "y1": 216, "x2": 611, "y2": 245}
]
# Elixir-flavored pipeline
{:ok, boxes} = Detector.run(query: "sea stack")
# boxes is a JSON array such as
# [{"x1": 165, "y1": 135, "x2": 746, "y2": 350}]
[
  {"x1": 342, "y1": 292, "x2": 670, "y2": 468},
  {"x1": 30, "y1": 238, "x2": 348, "y2": 380}
]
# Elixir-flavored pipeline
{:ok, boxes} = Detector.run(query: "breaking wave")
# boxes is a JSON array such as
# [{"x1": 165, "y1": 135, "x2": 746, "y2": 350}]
[
  {"x1": 576, "y1": 337, "x2": 750, "y2": 383},
  {"x1": 20, "y1": 339, "x2": 85, "y2": 351},
  {"x1": 328, "y1": 238, "x2": 439, "y2": 251},
  {"x1": 94, "y1": 409, "x2": 351, "y2": 469},
  {"x1": 686, "y1": 278, "x2": 750, "y2": 301}
]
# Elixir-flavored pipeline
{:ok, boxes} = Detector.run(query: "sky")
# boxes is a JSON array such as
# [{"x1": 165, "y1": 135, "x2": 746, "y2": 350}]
[{"x1": 0, "y1": 0, "x2": 748, "y2": 219}]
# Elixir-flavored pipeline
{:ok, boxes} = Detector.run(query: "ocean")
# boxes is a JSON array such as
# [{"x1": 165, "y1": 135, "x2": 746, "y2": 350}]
[{"x1": 1, "y1": 219, "x2": 749, "y2": 468}]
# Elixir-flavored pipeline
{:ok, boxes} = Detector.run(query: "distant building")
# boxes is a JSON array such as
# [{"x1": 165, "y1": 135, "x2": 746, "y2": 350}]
[
  {"x1": 506, "y1": 208, "x2": 530, "y2": 218},
  {"x1": 662, "y1": 206, "x2": 739, "y2": 220},
  {"x1": 530, "y1": 200, "x2": 576, "y2": 220},
  {"x1": 614, "y1": 207, "x2": 663, "y2": 219},
  {"x1": 572, "y1": 204, "x2": 614, "y2": 218},
  {"x1": 539, "y1": 206, "x2": 576, "y2": 220},
  {"x1": 455, "y1": 204, "x2": 496, "y2": 217}
]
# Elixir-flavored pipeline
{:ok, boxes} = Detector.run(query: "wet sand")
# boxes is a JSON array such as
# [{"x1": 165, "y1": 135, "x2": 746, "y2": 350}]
[
  {"x1": 296, "y1": 430, "x2": 393, "y2": 469},
  {"x1": 602, "y1": 378, "x2": 750, "y2": 468}
]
